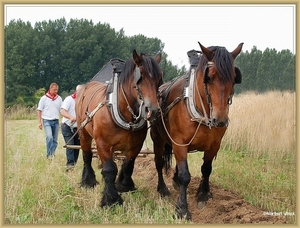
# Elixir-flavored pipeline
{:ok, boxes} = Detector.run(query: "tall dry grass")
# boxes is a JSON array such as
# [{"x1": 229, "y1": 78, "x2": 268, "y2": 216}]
[
  {"x1": 5, "y1": 104, "x2": 37, "y2": 120},
  {"x1": 223, "y1": 90, "x2": 296, "y2": 157},
  {"x1": 210, "y1": 91, "x2": 296, "y2": 223}
]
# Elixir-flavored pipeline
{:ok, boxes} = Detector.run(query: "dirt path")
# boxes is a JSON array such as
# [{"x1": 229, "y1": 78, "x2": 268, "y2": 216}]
[{"x1": 131, "y1": 155, "x2": 287, "y2": 224}]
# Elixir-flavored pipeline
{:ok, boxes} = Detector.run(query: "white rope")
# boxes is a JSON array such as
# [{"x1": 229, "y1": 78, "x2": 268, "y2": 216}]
[
  {"x1": 158, "y1": 105, "x2": 202, "y2": 147},
  {"x1": 121, "y1": 85, "x2": 143, "y2": 120}
]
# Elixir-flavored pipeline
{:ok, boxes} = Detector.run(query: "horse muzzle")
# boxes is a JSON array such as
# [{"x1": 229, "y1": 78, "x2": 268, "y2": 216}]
[
  {"x1": 142, "y1": 106, "x2": 159, "y2": 121},
  {"x1": 212, "y1": 117, "x2": 229, "y2": 128}
]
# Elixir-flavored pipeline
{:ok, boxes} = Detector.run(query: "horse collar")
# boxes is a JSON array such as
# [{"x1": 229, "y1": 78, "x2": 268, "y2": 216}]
[
  {"x1": 106, "y1": 73, "x2": 146, "y2": 131},
  {"x1": 183, "y1": 65, "x2": 214, "y2": 128}
]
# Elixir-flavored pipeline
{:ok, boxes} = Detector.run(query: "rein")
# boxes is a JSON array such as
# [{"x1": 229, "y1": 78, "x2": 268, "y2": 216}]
[
  {"x1": 159, "y1": 105, "x2": 202, "y2": 147},
  {"x1": 121, "y1": 84, "x2": 144, "y2": 121},
  {"x1": 197, "y1": 61, "x2": 215, "y2": 128},
  {"x1": 63, "y1": 101, "x2": 105, "y2": 148},
  {"x1": 120, "y1": 65, "x2": 146, "y2": 122}
]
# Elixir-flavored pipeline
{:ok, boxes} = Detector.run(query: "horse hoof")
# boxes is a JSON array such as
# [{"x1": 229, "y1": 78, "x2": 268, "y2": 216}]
[
  {"x1": 175, "y1": 209, "x2": 192, "y2": 220},
  {"x1": 80, "y1": 180, "x2": 99, "y2": 188},
  {"x1": 158, "y1": 186, "x2": 171, "y2": 197},
  {"x1": 197, "y1": 191, "x2": 212, "y2": 202},
  {"x1": 197, "y1": 201, "x2": 206, "y2": 209},
  {"x1": 115, "y1": 182, "x2": 136, "y2": 193},
  {"x1": 101, "y1": 195, "x2": 123, "y2": 208}
]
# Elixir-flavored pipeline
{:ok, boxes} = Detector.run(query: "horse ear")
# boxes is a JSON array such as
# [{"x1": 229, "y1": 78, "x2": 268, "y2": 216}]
[
  {"x1": 235, "y1": 67, "x2": 242, "y2": 84},
  {"x1": 231, "y1": 43, "x2": 244, "y2": 59},
  {"x1": 133, "y1": 49, "x2": 142, "y2": 66},
  {"x1": 155, "y1": 53, "x2": 162, "y2": 64},
  {"x1": 198, "y1": 42, "x2": 214, "y2": 61}
]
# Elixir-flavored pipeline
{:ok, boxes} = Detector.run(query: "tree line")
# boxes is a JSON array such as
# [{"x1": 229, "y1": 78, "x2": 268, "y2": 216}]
[
  {"x1": 4, "y1": 18, "x2": 295, "y2": 107},
  {"x1": 234, "y1": 46, "x2": 295, "y2": 94}
]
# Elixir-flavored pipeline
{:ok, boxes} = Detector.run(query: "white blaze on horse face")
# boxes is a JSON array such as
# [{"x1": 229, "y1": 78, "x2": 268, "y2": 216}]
[{"x1": 210, "y1": 83, "x2": 231, "y2": 128}]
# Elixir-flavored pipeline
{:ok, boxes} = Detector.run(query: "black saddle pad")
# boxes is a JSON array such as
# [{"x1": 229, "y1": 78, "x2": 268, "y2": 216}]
[
  {"x1": 90, "y1": 58, "x2": 125, "y2": 83},
  {"x1": 187, "y1": 49, "x2": 202, "y2": 67}
]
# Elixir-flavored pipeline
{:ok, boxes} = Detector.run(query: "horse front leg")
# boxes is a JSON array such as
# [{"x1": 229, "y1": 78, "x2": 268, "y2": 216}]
[
  {"x1": 172, "y1": 165, "x2": 180, "y2": 191},
  {"x1": 174, "y1": 149, "x2": 191, "y2": 220},
  {"x1": 101, "y1": 158, "x2": 123, "y2": 207},
  {"x1": 115, "y1": 154, "x2": 137, "y2": 193},
  {"x1": 196, "y1": 152, "x2": 215, "y2": 208},
  {"x1": 95, "y1": 139, "x2": 123, "y2": 207}
]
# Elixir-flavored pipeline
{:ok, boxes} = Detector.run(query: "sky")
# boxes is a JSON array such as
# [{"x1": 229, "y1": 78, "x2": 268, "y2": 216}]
[{"x1": 4, "y1": 4, "x2": 296, "y2": 69}]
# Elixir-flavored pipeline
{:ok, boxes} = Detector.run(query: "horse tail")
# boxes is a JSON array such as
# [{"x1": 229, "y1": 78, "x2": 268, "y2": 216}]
[{"x1": 163, "y1": 143, "x2": 172, "y2": 174}]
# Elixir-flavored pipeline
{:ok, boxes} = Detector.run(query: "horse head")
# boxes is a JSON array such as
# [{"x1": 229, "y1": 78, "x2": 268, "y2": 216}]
[
  {"x1": 131, "y1": 49, "x2": 163, "y2": 121},
  {"x1": 197, "y1": 42, "x2": 243, "y2": 127}
]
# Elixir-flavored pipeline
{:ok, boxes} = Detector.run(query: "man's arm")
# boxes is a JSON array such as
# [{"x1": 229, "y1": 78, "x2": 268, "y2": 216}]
[
  {"x1": 37, "y1": 110, "x2": 43, "y2": 130},
  {"x1": 61, "y1": 108, "x2": 76, "y2": 123}
]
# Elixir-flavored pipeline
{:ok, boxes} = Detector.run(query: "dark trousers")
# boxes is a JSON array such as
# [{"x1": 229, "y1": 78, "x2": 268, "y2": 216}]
[{"x1": 61, "y1": 123, "x2": 80, "y2": 166}]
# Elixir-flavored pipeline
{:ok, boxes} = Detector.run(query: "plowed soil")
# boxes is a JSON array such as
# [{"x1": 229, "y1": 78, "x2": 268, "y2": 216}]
[{"x1": 131, "y1": 155, "x2": 287, "y2": 224}]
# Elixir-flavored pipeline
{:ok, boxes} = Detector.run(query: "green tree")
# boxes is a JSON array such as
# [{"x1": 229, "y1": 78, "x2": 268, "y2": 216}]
[
  {"x1": 34, "y1": 18, "x2": 67, "y2": 90},
  {"x1": 275, "y1": 49, "x2": 294, "y2": 90},
  {"x1": 256, "y1": 48, "x2": 278, "y2": 92},
  {"x1": 282, "y1": 55, "x2": 295, "y2": 91},
  {"x1": 60, "y1": 18, "x2": 98, "y2": 89},
  {"x1": 5, "y1": 20, "x2": 38, "y2": 106},
  {"x1": 234, "y1": 46, "x2": 263, "y2": 93},
  {"x1": 129, "y1": 34, "x2": 164, "y2": 56},
  {"x1": 160, "y1": 52, "x2": 186, "y2": 82}
]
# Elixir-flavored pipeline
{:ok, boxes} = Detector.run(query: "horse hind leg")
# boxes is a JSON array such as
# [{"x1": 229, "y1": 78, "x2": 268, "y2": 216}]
[
  {"x1": 80, "y1": 135, "x2": 99, "y2": 188},
  {"x1": 115, "y1": 156, "x2": 137, "y2": 192},
  {"x1": 153, "y1": 140, "x2": 171, "y2": 197}
]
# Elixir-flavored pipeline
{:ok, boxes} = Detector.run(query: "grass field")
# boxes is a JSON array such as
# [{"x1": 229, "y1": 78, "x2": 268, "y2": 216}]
[{"x1": 3, "y1": 91, "x2": 296, "y2": 224}]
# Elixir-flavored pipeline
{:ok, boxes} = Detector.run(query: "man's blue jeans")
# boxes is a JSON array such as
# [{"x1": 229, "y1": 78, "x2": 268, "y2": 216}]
[
  {"x1": 43, "y1": 119, "x2": 59, "y2": 158},
  {"x1": 61, "y1": 123, "x2": 80, "y2": 166}
]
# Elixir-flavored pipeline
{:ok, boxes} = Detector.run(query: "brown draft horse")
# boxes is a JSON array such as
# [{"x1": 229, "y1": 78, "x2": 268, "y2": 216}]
[
  {"x1": 75, "y1": 50, "x2": 162, "y2": 207},
  {"x1": 150, "y1": 42, "x2": 243, "y2": 220}
]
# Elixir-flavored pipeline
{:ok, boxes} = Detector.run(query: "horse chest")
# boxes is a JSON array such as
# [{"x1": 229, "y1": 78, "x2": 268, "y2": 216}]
[{"x1": 188, "y1": 127, "x2": 226, "y2": 151}]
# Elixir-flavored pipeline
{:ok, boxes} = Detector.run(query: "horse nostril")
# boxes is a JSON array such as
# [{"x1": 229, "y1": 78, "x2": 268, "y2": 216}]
[
  {"x1": 145, "y1": 106, "x2": 159, "y2": 120},
  {"x1": 218, "y1": 122, "x2": 226, "y2": 127}
]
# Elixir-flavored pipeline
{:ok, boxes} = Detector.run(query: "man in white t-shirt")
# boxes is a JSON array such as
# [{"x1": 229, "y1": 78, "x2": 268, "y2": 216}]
[
  {"x1": 60, "y1": 85, "x2": 83, "y2": 171},
  {"x1": 37, "y1": 82, "x2": 62, "y2": 160}
]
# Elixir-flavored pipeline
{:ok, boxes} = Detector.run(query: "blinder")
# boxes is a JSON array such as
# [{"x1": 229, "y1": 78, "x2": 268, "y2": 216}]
[
  {"x1": 134, "y1": 67, "x2": 142, "y2": 84},
  {"x1": 133, "y1": 66, "x2": 143, "y2": 101},
  {"x1": 235, "y1": 67, "x2": 242, "y2": 84},
  {"x1": 203, "y1": 61, "x2": 214, "y2": 84}
]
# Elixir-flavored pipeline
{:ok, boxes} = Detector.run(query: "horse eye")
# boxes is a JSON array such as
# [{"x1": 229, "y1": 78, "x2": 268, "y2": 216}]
[{"x1": 205, "y1": 75, "x2": 212, "y2": 83}]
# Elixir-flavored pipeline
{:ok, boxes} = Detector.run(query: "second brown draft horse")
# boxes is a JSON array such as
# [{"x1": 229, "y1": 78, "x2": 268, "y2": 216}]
[
  {"x1": 76, "y1": 50, "x2": 162, "y2": 207},
  {"x1": 150, "y1": 42, "x2": 243, "y2": 220}
]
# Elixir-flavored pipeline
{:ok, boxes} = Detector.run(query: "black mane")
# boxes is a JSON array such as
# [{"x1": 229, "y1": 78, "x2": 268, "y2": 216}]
[
  {"x1": 199, "y1": 46, "x2": 234, "y2": 83},
  {"x1": 119, "y1": 53, "x2": 161, "y2": 84}
]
